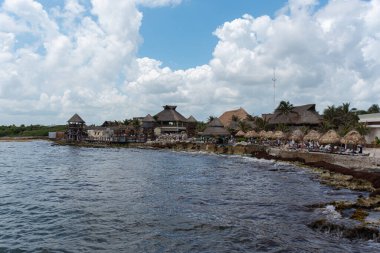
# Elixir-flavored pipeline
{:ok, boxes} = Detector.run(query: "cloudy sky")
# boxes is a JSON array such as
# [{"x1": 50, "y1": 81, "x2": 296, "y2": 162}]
[{"x1": 0, "y1": 0, "x2": 379, "y2": 125}]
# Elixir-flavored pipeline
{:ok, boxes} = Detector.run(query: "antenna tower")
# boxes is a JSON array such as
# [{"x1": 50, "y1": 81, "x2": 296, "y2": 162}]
[{"x1": 272, "y1": 68, "x2": 277, "y2": 109}]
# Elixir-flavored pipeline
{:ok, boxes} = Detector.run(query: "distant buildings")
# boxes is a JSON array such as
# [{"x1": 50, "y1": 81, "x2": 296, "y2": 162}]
[
  {"x1": 263, "y1": 104, "x2": 322, "y2": 128},
  {"x1": 359, "y1": 113, "x2": 380, "y2": 144},
  {"x1": 66, "y1": 113, "x2": 86, "y2": 141}
]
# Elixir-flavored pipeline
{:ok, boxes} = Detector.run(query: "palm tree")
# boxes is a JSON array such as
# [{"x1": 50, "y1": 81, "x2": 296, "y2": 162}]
[
  {"x1": 356, "y1": 122, "x2": 370, "y2": 136},
  {"x1": 237, "y1": 121, "x2": 251, "y2": 132},
  {"x1": 276, "y1": 101, "x2": 295, "y2": 116},
  {"x1": 255, "y1": 117, "x2": 269, "y2": 131},
  {"x1": 207, "y1": 116, "x2": 216, "y2": 123},
  {"x1": 368, "y1": 104, "x2": 380, "y2": 114},
  {"x1": 231, "y1": 115, "x2": 239, "y2": 122}
]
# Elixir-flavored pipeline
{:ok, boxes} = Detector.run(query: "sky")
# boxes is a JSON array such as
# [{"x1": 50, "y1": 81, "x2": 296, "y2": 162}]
[{"x1": 0, "y1": 0, "x2": 379, "y2": 125}]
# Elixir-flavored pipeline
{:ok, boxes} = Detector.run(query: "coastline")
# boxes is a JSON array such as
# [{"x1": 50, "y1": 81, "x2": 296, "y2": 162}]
[
  {"x1": 52, "y1": 140, "x2": 380, "y2": 190},
  {"x1": 0, "y1": 136, "x2": 49, "y2": 142}
]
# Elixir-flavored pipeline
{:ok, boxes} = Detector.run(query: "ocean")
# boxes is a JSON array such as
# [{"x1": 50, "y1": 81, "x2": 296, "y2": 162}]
[{"x1": 0, "y1": 140, "x2": 378, "y2": 252}]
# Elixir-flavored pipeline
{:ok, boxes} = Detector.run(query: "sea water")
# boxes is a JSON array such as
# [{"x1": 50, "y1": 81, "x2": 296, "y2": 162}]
[{"x1": 0, "y1": 141, "x2": 378, "y2": 252}]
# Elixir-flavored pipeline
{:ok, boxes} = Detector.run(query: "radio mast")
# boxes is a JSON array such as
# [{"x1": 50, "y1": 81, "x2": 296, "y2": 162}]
[{"x1": 272, "y1": 68, "x2": 277, "y2": 109}]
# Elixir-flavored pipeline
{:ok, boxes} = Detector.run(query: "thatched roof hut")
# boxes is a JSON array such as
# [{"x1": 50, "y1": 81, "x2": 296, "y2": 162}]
[
  {"x1": 264, "y1": 104, "x2": 322, "y2": 126},
  {"x1": 259, "y1": 130, "x2": 267, "y2": 139},
  {"x1": 67, "y1": 113, "x2": 85, "y2": 124},
  {"x1": 289, "y1": 129, "x2": 304, "y2": 142},
  {"x1": 319, "y1": 130, "x2": 341, "y2": 144},
  {"x1": 202, "y1": 118, "x2": 230, "y2": 137},
  {"x1": 187, "y1": 115, "x2": 198, "y2": 123},
  {"x1": 155, "y1": 105, "x2": 188, "y2": 123},
  {"x1": 219, "y1": 107, "x2": 250, "y2": 128},
  {"x1": 341, "y1": 130, "x2": 365, "y2": 145},
  {"x1": 273, "y1": 130, "x2": 287, "y2": 140},
  {"x1": 245, "y1": 130, "x2": 258, "y2": 138},
  {"x1": 265, "y1": 131, "x2": 274, "y2": 139},
  {"x1": 303, "y1": 130, "x2": 321, "y2": 141},
  {"x1": 235, "y1": 130, "x2": 246, "y2": 137}
]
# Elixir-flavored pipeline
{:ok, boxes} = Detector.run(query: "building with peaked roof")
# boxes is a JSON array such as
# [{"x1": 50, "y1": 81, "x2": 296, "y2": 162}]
[
  {"x1": 263, "y1": 104, "x2": 322, "y2": 127},
  {"x1": 66, "y1": 113, "x2": 86, "y2": 141},
  {"x1": 154, "y1": 105, "x2": 188, "y2": 134},
  {"x1": 359, "y1": 113, "x2": 380, "y2": 144},
  {"x1": 202, "y1": 118, "x2": 230, "y2": 137},
  {"x1": 186, "y1": 115, "x2": 198, "y2": 137},
  {"x1": 219, "y1": 107, "x2": 250, "y2": 128}
]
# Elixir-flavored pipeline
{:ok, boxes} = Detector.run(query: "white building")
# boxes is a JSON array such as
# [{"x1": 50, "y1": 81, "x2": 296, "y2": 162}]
[{"x1": 359, "y1": 113, "x2": 380, "y2": 144}]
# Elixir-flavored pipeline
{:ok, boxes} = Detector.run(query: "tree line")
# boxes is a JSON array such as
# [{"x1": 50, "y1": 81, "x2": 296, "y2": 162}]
[{"x1": 0, "y1": 125, "x2": 66, "y2": 137}]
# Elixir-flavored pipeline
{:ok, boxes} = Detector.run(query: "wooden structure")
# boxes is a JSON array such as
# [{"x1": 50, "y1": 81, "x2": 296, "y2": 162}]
[
  {"x1": 66, "y1": 113, "x2": 86, "y2": 142},
  {"x1": 263, "y1": 104, "x2": 322, "y2": 128},
  {"x1": 201, "y1": 118, "x2": 230, "y2": 141},
  {"x1": 154, "y1": 105, "x2": 188, "y2": 135},
  {"x1": 186, "y1": 115, "x2": 198, "y2": 137}
]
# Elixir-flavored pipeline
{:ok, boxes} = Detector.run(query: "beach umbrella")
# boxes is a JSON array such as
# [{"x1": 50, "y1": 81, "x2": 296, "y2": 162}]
[
  {"x1": 273, "y1": 130, "x2": 287, "y2": 140},
  {"x1": 304, "y1": 130, "x2": 321, "y2": 141},
  {"x1": 245, "y1": 130, "x2": 258, "y2": 138},
  {"x1": 265, "y1": 131, "x2": 274, "y2": 139},
  {"x1": 341, "y1": 130, "x2": 365, "y2": 145},
  {"x1": 289, "y1": 129, "x2": 304, "y2": 142},
  {"x1": 319, "y1": 130, "x2": 341, "y2": 144},
  {"x1": 259, "y1": 130, "x2": 267, "y2": 139},
  {"x1": 235, "y1": 130, "x2": 246, "y2": 137}
]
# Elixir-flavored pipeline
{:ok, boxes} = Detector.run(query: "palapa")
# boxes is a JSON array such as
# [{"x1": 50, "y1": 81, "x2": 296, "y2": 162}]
[
  {"x1": 265, "y1": 131, "x2": 274, "y2": 139},
  {"x1": 341, "y1": 130, "x2": 365, "y2": 145},
  {"x1": 319, "y1": 130, "x2": 341, "y2": 144},
  {"x1": 259, "y1": 130, "x2": 267, "y2": 139},
  {"x1": 303, "y1": 130, "x2": 321, "y2": 141},
  {"x1": 289, "y1": 129, "x2": 303, "y2": 142},
  {"x1": 245, "y1": 130, "x2": 258, "y2": 138},
  {"x1": 235, "y1": 130, "x2": 246, "y2": 137},
  {"x1": 273, "y1": 130, "x2": 286, "y2": 140}
]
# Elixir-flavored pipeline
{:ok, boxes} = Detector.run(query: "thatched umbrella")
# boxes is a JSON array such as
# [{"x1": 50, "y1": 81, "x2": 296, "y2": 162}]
[
  {"x1": 235, "y1": 130, "x2": 246, "y2": 137},
  {"x1": 341, "y1": 130, "x2": 365, "y2": 145},
  {"x1": 304, "y1": 130, "x2": 321, "y2": 141},
  {"x1": 319, "y1": 130, "x2": 341, "y2": 144},
  {"x1": 289, "y1": 129, "x2": 304, "y2": 142},
  {"x1": 273, "y1": 130, "x2": 287, "y2": 140},
  {"x1": 245, "y1": 130, "x2": 258, "y2": 138},
  {"x1": 259, "y1": 130, "x2": 267, "y2": 139},
  {"x1": 265, "y1": 131, "x2": 274, "y2": 139}
]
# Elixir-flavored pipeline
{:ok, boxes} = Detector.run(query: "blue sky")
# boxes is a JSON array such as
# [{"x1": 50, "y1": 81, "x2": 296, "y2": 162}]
[
  {"x1": 0, "y1": 0, "x2": 379, "y2": 125},
  {"x1": 139, "y1": 0, "x2": 327, "y2": 69}
]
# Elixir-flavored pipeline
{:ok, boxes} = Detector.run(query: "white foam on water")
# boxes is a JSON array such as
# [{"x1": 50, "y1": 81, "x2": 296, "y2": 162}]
[{"x1": 322, "y1": 205, "x2": 342, "y2": 219}]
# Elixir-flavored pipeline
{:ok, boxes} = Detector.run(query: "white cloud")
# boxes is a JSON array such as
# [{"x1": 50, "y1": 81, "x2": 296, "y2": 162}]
[
  {"x1": 0, "y1": 0, "x2": 380, "y2": 125},
  {"x1": 136, "y1": 0, "x2": 182, "y2": 8}
]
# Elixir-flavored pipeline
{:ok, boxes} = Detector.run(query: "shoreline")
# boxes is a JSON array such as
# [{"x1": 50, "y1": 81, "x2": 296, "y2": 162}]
[
  {"x1": 0, "y1": 136, "x2": 49, "y2": 142},
  {"x1": 52, "y1": 140, "x2": 380, "y2": 191}
]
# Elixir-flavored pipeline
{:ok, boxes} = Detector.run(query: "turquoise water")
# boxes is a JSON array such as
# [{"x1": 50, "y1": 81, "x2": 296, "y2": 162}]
[{"x1": 0, "y1": 141, "x2": 378, "y2": 252}]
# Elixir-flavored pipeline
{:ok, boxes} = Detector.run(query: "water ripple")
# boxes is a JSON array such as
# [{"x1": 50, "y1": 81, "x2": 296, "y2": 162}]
[{"x1": 0, "y1": 141, "x2": 377, "y2": 252}]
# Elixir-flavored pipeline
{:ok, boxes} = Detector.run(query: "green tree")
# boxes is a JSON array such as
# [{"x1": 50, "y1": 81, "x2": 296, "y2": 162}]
[
  {"x1": 367, "y1": 104, "x2": 380, "y2": 114},
  {"x1": 207, "y1": 116, "x2": 216, "y2": 123},
  {"x1": 276, "y1": 101, "x2": 296, "y2": 116},
  {"x1": 356, "y1": 122, "x2": 370, "y2": 136},
  {"x1": 231, "y1": 115, "x2": 239, "y2": 122},
  {"x1": 237, "y1": 121, "x2": 251, "y2": 132},
  {"x1": 255, "y1": 117, "x2": 269, "y2": 131}
]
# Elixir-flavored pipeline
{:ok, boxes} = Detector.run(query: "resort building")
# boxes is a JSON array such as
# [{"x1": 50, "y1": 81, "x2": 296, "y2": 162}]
[
  {"x1": 201, "y1": 117, "x2": 230, "y2": 140},
  {"x1": 219, "y1": 107, "x2": 250, "y2": 129},
  {"x1": 359, "y1": 113, "x2": 380, "y2": 144},
  {"x1": 66, "y1": 113, "x2": 86, "y2": 141},
  {"x1": 154, "y1": 105, "x2": 189, "y2": 135},
  {"x1": 263, "y1": 104, "x2": 322, "y2": 128}
]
